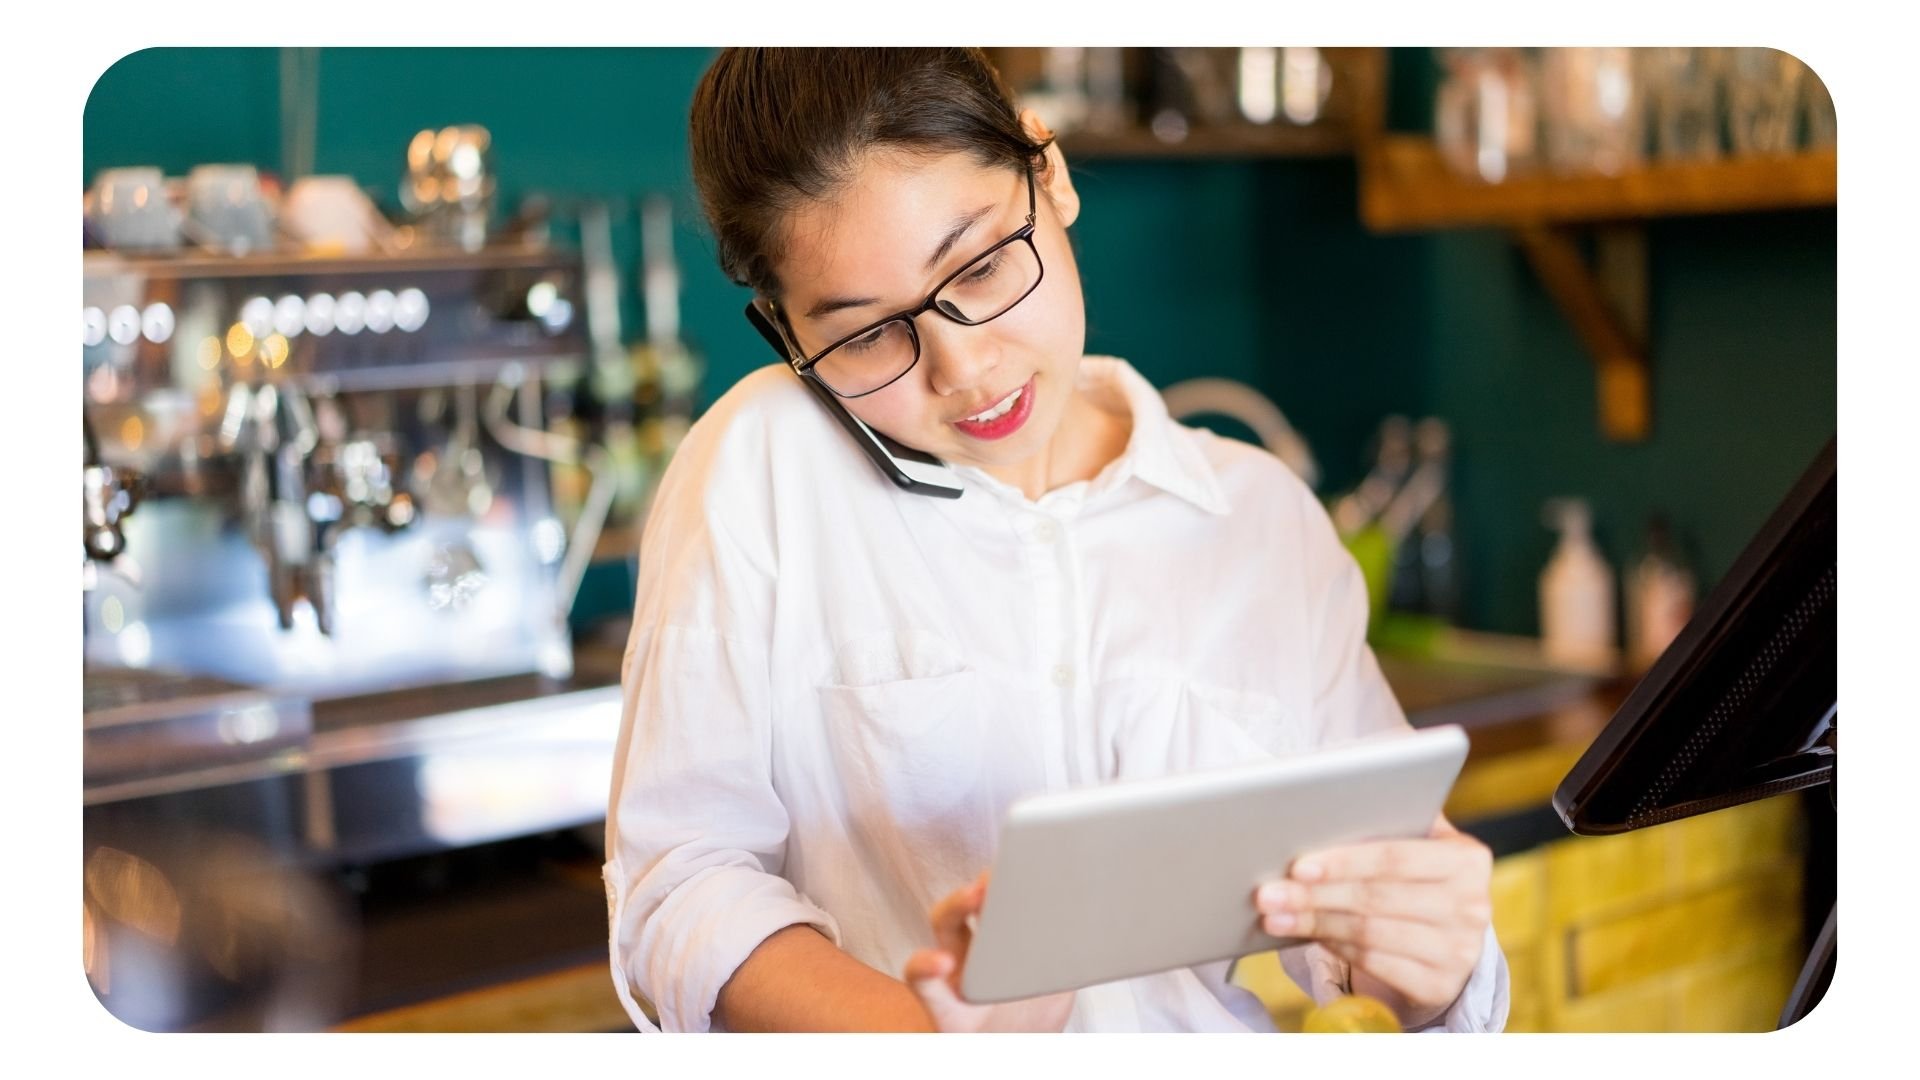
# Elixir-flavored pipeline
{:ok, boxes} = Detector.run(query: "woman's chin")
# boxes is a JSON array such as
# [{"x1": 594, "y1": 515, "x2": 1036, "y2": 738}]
[{"x1": 948, "y1": 433, "x2": 1053, "y2": 480}]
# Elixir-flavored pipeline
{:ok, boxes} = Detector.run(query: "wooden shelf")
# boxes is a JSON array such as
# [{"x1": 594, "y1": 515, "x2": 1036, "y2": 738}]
[
  {"x1": 1360, "y1": 135, "x2": 1836, "y2": 233},
  {"x1": 1357, "y1": 133, "x2": 1835, "y2": 442},
  {"x1": 1060, "y1": 123, "x2": 1354, "y2": 160},
  {"x1": 82, "y1": 241, "x2": 575, "y2": 282},
  {"x1": 990, "y1": 47, "x2": 1387, "y2": 163}
]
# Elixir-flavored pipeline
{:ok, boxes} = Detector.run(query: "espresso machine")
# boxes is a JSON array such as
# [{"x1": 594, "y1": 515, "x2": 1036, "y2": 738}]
[
  {"x1": 81, "y1": 212, "x2": 628, "y2": 870},
  {"x1": 72, "y1": 110, "x2": 730, "y2": 1025}
]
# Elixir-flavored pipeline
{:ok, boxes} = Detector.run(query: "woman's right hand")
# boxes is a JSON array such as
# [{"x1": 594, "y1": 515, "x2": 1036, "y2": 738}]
[{"x1": 903, "y1": 872, "x2": 1076, "y2": 1032}]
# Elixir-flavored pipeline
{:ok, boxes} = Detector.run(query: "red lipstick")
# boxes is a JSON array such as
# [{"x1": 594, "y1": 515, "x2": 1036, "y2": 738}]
[{"x1": 951, "y1": 376, "x2": 1036, "y2": 442}]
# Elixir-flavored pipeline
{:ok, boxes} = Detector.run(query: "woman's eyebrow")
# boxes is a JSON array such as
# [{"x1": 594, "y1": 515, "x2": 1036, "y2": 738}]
[
  {"x1": 804, "y1": 293, "x2": 880, "y2": 320},
  {"x1": 801, "y1": 202, "x2": 996, "y2": 322},
  {"x1": 922, "y1": 204, "x2": 995, "y2": 272}
]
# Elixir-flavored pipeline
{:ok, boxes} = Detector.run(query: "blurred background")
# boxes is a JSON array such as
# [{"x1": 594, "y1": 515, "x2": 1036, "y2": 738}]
[{"x1": 80, "y1": 47, "x2": 1835, "y2": 1033}]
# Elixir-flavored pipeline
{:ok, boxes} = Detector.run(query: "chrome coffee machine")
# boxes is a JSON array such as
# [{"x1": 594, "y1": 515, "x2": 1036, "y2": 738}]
[
  {"x1": 83, "y1": 248, "x2": 583, "y2": 689},
  {"x1": 81, "y1": 237, "x2": 624, "y2": 863}
]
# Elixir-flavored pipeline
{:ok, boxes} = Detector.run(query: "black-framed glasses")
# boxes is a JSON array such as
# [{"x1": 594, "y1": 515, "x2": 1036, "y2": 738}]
[{"x1": 752, "y1": 167, "x2": 1044, "y2": 398}]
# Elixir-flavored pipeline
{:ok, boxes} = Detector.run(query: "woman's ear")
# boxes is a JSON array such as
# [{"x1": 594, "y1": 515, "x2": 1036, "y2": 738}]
[{"x1": 1019, "y1": 107, "x2": 1080, "y2": 228}]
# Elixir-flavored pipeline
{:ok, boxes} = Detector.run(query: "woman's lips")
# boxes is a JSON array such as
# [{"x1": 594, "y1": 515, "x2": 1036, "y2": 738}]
[{"x1": 950, "y1": 376, "x2": 1036, "y2": 442}]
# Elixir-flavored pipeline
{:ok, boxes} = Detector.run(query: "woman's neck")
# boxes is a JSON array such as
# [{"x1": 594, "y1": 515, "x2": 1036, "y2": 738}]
[{"x1": 982, "y1": 387, "x2": 1133, "y2": 502}]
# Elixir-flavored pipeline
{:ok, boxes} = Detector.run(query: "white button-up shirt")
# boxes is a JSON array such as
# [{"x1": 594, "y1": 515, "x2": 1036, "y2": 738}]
[{"x1": 604, "y1": 357, "x2": 1510, "y2": 1032}]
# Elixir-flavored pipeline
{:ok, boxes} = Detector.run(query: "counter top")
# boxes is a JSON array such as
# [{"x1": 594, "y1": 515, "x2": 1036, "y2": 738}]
[{"x1": 1374, "y1": 643, "x2": 1627, "y2": 857}]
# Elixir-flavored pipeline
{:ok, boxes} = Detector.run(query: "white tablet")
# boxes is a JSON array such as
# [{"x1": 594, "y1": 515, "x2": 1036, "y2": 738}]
[{"x1": 960, "y1": 725, "x2": 1470, "y2": 1004}]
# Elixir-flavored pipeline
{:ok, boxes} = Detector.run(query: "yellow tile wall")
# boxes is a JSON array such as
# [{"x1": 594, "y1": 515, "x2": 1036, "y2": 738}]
[
  {"x1": 1568, "y1": 868, "x2": 1801, "y2": 997},
  {"x1": 1233, "y1": 795, "x2": 1809, "y2": 1034}
]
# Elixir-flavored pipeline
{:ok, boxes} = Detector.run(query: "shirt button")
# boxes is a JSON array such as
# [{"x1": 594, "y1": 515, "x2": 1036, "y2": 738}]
[
  {"x1": 1034, "y1": 520, "x2": 1057, "y2": 543},
  {"x1": 1051, "y1": 663, "x2": 1074, "y2": 688}
]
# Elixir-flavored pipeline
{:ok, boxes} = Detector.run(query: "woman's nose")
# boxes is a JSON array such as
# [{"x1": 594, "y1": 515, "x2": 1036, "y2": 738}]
[{"x1": 919, "y1": 317, "x2": 1001, "y2": 398}]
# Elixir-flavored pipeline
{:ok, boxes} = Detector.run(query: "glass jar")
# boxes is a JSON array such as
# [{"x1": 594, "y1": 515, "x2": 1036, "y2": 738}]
[
  {"x1": 1646, "y1": 47, "x2": 1726, "y2": 162},
  {"x1": 1538, "y1": 47, "x2": 1646, "y2": 176},
  {"x1": 1799, "y1": 59, "x2": 1836, "y2": 150},
  {"x1": 1434, "y1": 47, "x2": 1540, "y2": 184},
  {"x1": 1725, "y1": 47, "x2": 1805, "y2": 156}
]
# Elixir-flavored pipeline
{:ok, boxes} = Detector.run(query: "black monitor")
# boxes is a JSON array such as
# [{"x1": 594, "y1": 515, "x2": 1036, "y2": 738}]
[
  {"x1": 1554, "y1": 437, "x2": 1835, "y2": 834},
  {"x1": 1552, "y1": 436, "x2": 1835, "y2": 1029}
]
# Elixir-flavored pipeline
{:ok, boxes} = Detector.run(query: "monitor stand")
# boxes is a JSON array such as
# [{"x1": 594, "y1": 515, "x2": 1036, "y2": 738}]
[
  {"x1": 1778, "y1": 903, "x2": 1835, "y2": 1029},
  {"x1": 1779, "y1": 739, "x2": 1835, "y2": 1031}
]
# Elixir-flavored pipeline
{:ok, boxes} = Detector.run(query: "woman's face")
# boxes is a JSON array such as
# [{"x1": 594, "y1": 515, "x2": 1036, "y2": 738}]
[{"x1": 771, "y1": 143, "x2": 1086, "y2": 476}]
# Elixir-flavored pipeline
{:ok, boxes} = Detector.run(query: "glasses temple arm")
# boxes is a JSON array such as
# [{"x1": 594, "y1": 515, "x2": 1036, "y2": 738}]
[{"x1": 744, "y1": 300, "x2": 803, "y2": 366}]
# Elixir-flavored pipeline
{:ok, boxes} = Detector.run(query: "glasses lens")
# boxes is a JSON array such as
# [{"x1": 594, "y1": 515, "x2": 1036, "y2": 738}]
[
  {"x1": 814, "y1": 318, "x2": 918, "y2": 397},
  {"x1": 932, "y1": 237, "x2": 1042, "y2": 325}
]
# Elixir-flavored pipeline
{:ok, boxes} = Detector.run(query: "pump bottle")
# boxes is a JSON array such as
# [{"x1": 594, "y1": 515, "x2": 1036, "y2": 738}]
[{"x1": 1540, "y1": 498, "x2": 1617, "y2": 670}]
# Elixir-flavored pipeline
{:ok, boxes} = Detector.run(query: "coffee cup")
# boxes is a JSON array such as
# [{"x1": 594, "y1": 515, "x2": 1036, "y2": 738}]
[
  {"x1": 85, "y1": 166, "x2": 181, "y2": 251},
  {"x1": 185, "y1": 163, "x2": 275, "y2": 255},
  {"x1": 283, "y1": 175, "x2": 393, "y2": 255}
]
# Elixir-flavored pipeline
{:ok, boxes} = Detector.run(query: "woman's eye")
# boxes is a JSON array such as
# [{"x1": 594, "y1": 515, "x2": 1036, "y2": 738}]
[
  {"x1": 961, "y1": 253, "x2": 1003, "y2": 285},
  {"x1": 841, "y1": 325, "x2": 889, "y2": 355}
]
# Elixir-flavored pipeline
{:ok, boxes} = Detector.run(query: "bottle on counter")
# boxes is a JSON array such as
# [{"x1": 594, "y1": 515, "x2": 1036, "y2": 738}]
[
  {"x1": 1332, "y1": 416, "x2": 1414, "y2": 634},
  {"x1": 1418, "y1": 494, "x2": 1459, "y2": 624},
  {"x1": 1625, "y1": 514, "x2": 1697, "y2": 673},
  {"x1": 1539, "y1": 498, "x2": 1617, "y2": 672},
  {"x1": 1385, "y1": 418, "x2": 1457, "y2": 623},
  {"x1": 1414, "y1": 419, "x2": 1458, "y2": 623},
  {"x1": 1332, "y1": 416, "x2": 1413, "y2": 537}
]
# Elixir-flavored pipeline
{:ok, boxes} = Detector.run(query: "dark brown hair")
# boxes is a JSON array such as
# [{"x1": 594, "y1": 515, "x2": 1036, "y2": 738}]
[{"x1": 689, "y1": 47, "x2": 1052, "y2": 298}]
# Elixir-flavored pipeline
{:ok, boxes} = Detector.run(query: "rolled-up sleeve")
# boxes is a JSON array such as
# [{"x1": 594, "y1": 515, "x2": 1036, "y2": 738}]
[
  {"x1": 1275, "y1": 476, "x2": 1512, "y2": 1033},
  {"x1": 1274, "y1": 923, "x2": 1508, "y2": 1032},
  {"x1": 602, "y1": 422, "x2": 838, "y2": 1033},
  {"x1": 1415, "y1": 924, "x2": 1510, "y2": 1032}
]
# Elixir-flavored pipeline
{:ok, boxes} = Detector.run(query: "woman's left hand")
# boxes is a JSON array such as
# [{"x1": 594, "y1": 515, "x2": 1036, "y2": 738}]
[
  {"x1": 904, "y1": 872, "x2": 1077, "y2": 1032},
  {"x1": 1252, "y1": 815, "x2": 1493, "y2": 1029}
]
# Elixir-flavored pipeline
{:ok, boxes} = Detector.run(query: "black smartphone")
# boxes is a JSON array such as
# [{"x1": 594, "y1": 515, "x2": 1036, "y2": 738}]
[{"x1": 745, "y1": 300, "x2": 964, "y2": 499}]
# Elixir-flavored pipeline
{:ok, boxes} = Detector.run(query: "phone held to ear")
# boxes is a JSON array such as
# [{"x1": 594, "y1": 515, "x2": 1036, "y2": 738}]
[{"x1": 745, "y1": 301, "x2": 965, "y2": 500}]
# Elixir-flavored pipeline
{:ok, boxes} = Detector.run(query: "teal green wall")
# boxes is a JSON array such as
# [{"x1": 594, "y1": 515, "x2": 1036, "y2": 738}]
[
  {"x1": 1070, "y1": 157, "x2": 1431, "y2": 492},
  {"x1": 1427, "y1": 212, "x2": 1836, "y2": 633},
  {"x1": 1378, "y1": 48, "x2": 1835, "y2": 631},
  {"x1": 84, "y1": 48, "x2": 279, "y2": 178},
  {"x1": 87, "y1": 47, "x2": 735, "y2": 383},
  {"x1": 85, "y1": 47, "x2": 1836, "y2": 637}
]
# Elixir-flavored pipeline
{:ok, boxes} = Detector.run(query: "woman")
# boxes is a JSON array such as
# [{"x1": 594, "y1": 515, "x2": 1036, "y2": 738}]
[{"x1": 604, "y1": 47, "x2": 1508, "y2": 1033}]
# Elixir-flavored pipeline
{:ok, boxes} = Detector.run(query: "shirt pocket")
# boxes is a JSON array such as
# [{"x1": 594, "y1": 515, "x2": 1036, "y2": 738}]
[
  {"x1": 1186, "y1": 680, "x2": 1313, "y2": 760},
  {"x1": 1108, "y1": 677, "x2": 1312, "y2": 779},
  {"x1": 819, "y1": 668, "x2": 984, "y2": 820},
  {"x1": 816, "y1": 632, "x2": 998, "y2": 897}
]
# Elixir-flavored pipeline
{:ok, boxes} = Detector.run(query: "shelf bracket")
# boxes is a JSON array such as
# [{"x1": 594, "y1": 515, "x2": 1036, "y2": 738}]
[{"x1": 1513, "y1": 223, "x2": 1651, "y2": 442}]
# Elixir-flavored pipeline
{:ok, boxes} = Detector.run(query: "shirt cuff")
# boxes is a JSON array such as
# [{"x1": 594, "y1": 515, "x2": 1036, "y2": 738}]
[
  {"x1": 1276, "y1": 924, "x2": 1510, "y2": 1033},
  {"x1": 1408, "y1": 924, "x2": 1511, "y2": 1033},
  {"x1": 607, "y1": 860, "x2": 841, "y2": 1033},
  {"x1": 1277, "y1": 939, "x2": 1354, "y2": 1004}
]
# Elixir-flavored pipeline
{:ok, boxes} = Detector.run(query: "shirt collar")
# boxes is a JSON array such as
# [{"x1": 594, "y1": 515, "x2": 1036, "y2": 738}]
[{"x1": 953, "y1": 357, "x2": 1233, "y2": 516}]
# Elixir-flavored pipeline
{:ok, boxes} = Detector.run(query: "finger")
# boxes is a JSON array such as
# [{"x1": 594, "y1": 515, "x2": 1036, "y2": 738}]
[
  {"x1": 964, "y1": 874, "x2": 989, "y2": 937},
  {"x1": 1317, "y1": 938, "x2": 1464, "y2": 1017},
  {"x1": 1268, "y1": 909, "x2": 1465, "y2": 971},
  {"x1": 930, "y1": 885, "x2": 979, "y2": 925},
  {"x1": 903, "y1": 947, "x2": 955, "y2": 986},
  {"x1": 1292, "y1": 834, "x2": 1490, "y2": 885},
  {"x1": 1259, "y1": 878, "x2": 1473, "y2": 924},
  {"x1": 928, "y1": 885, "x2": 982, "y2": 969},
  {"x1": 905, "y1": 948, "x2": 968, "y2": 1022}
]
